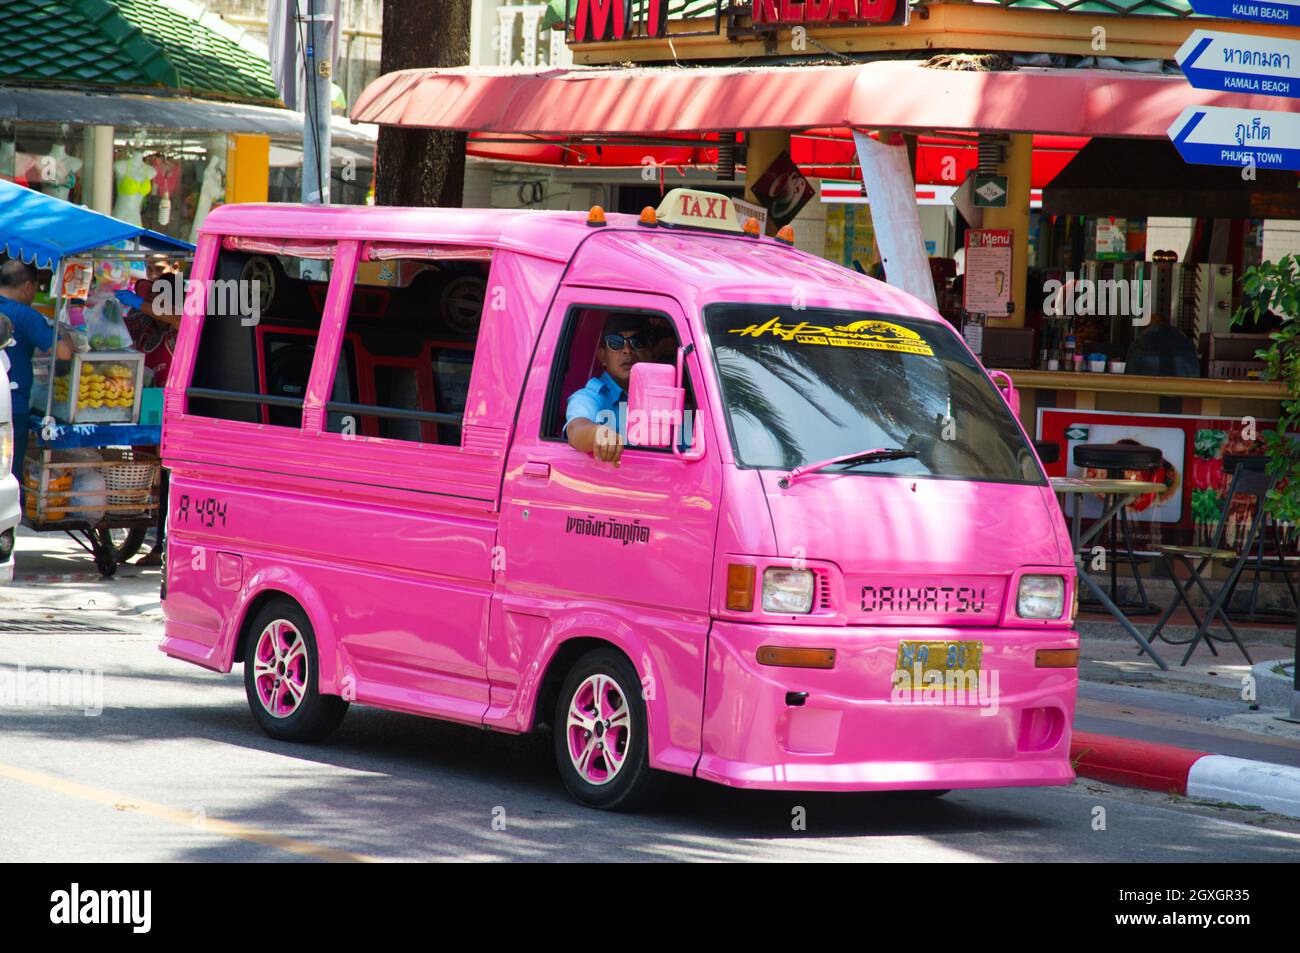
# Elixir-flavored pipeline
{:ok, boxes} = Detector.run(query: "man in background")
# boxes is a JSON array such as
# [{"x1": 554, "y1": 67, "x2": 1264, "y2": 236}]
[{"x1": 0, "y1": 260, "x2": 73, "y2": 479}]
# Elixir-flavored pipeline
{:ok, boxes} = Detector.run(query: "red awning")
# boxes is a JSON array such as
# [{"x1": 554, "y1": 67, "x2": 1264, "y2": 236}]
[
  {"x1": 352, "y1": 61, "x2": 1296, "y2": 139},
  {"x1": 464, "y1": 129, "x2": 1086, "y2": 187}
]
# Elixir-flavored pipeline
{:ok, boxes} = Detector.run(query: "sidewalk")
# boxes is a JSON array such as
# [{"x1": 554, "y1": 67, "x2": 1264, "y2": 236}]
[{"x1": 1073, "y1": 607, "x2": 1300, "y2": 816}]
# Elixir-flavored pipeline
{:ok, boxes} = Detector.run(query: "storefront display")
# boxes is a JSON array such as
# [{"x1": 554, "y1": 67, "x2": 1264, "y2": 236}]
[{"x1": 6, "y1": 121, "x2": 87, "y2": 205}]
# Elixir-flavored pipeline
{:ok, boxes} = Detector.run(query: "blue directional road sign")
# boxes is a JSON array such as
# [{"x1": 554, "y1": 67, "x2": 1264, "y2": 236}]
[
  {"x1": 1189, "y1": 0, "x2": 1300, "y2": 25},
  {"x1": 1168, "y1": 105, "x2": 1300, "y2": 171},
  {"x1": 1177, "y1": 30, "x2": 1300, "y2": 99}
]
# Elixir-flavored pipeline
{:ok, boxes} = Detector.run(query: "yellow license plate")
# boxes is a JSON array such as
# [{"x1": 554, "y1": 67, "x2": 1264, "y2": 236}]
[{"x1": 894, "y1": 640, "x2": 983, "y2": 681}]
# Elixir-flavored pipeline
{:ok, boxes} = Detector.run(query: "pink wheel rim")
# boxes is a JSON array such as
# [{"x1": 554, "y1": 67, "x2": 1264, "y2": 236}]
[
  {"x1": 565, "y1": 673, "x2": 632, "y2": 786},
  {"x1": 252, "y1": 619, "x2": 308, "y2": 718}
]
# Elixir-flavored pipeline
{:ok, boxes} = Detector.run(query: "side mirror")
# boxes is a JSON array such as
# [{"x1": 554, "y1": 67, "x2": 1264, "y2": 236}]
[
  {"x1": 628, "y1": 362, "x2": 683, "y2": 449},
  {"x1": 987, "y1": 369, "x2": 1021, "y2": 419}
]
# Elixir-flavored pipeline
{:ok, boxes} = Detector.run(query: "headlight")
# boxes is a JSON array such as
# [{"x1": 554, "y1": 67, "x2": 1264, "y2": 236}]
[
  {"x1": 762, "y1": 568, "x2": 814, "y2": 614},
  {"x1": 1018, "y1": 574, "x2": 1065, "y2": 619},
  {"x1": 0, "y1": 421, "x2": 11, "y2": 476}
]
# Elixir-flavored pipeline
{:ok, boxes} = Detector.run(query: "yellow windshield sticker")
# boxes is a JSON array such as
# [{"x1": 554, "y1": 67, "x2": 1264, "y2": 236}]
[{"x1": 728, "y1": 316, "x2": 934, "y2": 356}]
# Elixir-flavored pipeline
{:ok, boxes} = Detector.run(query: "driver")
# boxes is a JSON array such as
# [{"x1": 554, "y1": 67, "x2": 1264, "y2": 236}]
[{"x1": 564, "y1": 314, "x2": 649, "y2": 466}]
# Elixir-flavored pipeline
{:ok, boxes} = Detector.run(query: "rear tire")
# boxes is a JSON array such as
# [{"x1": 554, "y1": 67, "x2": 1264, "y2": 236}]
[
  {"x1": 553, "y1": 648, "x2": 666, "y2": 811},
  {"x1": 242, "y1": 598, "x2": 347, "y2": 743},
  {"x1": 110, "y1": 526, "x2": 148, "y2": 563}
]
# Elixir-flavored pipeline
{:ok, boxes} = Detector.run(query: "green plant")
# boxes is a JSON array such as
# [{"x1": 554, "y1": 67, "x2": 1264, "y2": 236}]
[
  {"x1": 1191, "y1": 487, "x2": 1224, "y2": 525},
  {"x1": 1235, "y1": 254, "x2": 1300, "y2": 523}
]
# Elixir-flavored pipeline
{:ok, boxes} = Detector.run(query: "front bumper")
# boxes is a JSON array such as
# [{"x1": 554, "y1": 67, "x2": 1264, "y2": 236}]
[
  {"x1": 0, "y1": 473, "x2": 19, "y2": 585},
  {"x1": 697, "y1": 621, "x2": 1078, "y2": 792}
]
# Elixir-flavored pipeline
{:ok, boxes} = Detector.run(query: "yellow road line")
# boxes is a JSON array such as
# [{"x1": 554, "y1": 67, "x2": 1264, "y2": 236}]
[{"x1": 0, "y1": 761, "x2": 378, "y2": 863}]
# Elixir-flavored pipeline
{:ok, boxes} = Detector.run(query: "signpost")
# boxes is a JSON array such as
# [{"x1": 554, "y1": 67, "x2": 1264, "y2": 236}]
[
  {"x1": 1188, "y1": 0, "x2": 1299, "y2": 25},
  {"x1": 1176, "y1": 29, "x2": 1300, "y2": 99},
  {"x1": 1167, "y1": 105, "x2": 1300, "y2": 171}
]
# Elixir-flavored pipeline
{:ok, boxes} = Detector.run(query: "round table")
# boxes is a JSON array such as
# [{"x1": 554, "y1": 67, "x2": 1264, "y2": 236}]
[{"x1": 1051, "y1": 476, "x2": 1169, "y2": 670}]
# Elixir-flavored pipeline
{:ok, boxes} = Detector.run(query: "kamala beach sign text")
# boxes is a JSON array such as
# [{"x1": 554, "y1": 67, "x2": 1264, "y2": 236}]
[{"x1": 1177, "y1": 30, "x2": 1300, "y2": 98}]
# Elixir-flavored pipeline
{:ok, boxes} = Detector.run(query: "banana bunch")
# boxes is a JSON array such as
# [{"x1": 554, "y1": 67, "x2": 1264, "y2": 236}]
[{"x1": 58, "y1": 364, "x2": 137, "y2": 410}]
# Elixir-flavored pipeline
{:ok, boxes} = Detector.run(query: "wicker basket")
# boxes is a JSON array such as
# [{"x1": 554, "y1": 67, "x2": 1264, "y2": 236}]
[{"x1": 97, "y1": 449, "x2": 159, "y2": 513}]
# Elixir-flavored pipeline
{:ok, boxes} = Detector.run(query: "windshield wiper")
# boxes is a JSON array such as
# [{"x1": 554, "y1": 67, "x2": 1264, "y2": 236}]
[{"x1": 779, "y1": 448, "x2": 919, "y2": 487}]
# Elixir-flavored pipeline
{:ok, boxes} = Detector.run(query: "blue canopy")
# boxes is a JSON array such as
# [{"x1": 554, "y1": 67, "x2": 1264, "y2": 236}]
[{"x1": 0, "y1": 178, "x2": 193, "y2": 270}]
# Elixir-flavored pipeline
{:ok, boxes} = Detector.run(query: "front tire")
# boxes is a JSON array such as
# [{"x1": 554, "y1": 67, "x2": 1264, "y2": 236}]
[
  {"x1": 242, "y1": 599, "x2": 347, "y2": 743},
  {"x1": 553, "y1": 649, "x2": 665, "y2": 811}
]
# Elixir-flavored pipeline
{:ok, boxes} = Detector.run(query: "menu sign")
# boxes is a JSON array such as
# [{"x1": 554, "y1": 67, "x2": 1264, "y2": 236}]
[{"x1": 963, "y1": 228, "x2": 1013, "y2": 317}]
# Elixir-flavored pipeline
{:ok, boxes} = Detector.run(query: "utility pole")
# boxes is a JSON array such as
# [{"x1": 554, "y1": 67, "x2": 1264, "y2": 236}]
[{"x1": 299, "y1": 0, "x2": 333, "y2": 204}]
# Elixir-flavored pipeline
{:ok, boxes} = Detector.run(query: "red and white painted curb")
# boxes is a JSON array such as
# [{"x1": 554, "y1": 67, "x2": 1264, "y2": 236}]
[{"x1": 1071, "y1": 731, "x2": 1300, "y2": 819}]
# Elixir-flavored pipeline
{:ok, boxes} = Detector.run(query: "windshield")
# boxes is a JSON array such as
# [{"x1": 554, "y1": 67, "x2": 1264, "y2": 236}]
[{"x1": 705, "y1": 304, "x2": 1044, "y2": 484}]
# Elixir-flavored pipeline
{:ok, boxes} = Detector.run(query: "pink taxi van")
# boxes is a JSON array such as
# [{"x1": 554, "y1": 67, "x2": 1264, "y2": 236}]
[{"x1": 160, "y1": 188, "x2": 1079, "y2": 810}]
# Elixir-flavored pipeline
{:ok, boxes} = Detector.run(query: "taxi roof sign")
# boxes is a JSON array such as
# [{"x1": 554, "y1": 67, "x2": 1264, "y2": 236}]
[{"x1": 655, "y1": 188, "x2": 742, "y2": 234}]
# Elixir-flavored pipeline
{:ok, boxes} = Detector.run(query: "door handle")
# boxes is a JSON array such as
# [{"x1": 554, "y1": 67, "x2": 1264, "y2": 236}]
[{"x1": 522, "y1": 461, "x2": 551, "y2": 481}]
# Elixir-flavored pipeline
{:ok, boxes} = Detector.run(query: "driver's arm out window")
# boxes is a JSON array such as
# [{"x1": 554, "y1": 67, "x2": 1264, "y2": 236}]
[{"x1": 542, "y1": 306, "x2": 691, "y2": 449}]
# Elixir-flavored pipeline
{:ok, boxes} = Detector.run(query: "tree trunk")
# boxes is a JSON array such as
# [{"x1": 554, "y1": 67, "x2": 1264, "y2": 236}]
[{"x1": 374, "y1": 0, "x2": 472, "y2": 208}]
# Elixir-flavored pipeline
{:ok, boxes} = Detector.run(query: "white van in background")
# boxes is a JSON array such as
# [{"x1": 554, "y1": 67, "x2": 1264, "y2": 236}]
[{"x1": 0, "y1": 314, "x2": 18, "y2": 584}]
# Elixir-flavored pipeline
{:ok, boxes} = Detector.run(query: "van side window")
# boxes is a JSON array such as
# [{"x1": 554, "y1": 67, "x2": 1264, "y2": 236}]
[
  {"x1": 188, "y1": 244, "x2": 338, "y2": 428},
  {"x1": 323, "y1": 254, "x2": 488, "y2": 446},
  {"x1": 542, "y1": 306, "x2": 685, "y2": 441}
]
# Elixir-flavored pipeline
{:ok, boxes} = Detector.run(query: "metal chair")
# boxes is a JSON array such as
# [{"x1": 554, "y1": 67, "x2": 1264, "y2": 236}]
[
  {"x1": 1148, "y1": 463, "x2": 1275, "y2": 666},
  {"x1": 1072, "y1": 441, "x2": 1163, "y2": 613},
  {"x1": 1217, "y1": 455, "x2": 1298, "y2": 624}
]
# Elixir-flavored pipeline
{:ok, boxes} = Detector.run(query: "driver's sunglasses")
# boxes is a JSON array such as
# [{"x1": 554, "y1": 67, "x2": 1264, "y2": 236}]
[{"x1": 602, "y1": 332, "x2": 646, "y2": 351}]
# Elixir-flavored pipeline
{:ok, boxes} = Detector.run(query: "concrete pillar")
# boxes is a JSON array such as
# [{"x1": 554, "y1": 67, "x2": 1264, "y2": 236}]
[
  {"x1": 983, "y1": 132, "x2": 1032, "y2": 328},
  {"x1": 89, "y1": 125, "x2": 115, "y2": 216},
  {"x1": 744, "y1": 128, "x2": 791, "y2": 236}
]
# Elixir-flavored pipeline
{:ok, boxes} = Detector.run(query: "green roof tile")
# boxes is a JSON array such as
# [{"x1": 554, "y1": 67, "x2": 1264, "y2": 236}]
[{"x1": 0, "y1": 0, "x2": 279, "y2": 104}]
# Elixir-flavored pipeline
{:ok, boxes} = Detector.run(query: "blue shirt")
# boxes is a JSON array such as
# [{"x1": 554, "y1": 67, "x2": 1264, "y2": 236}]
[
  {"x1": 565, "y1": 371, "x2": 626, "y2": 434},
  {"x1": 0, "y1": 296, "x2": 54, "y2": 415}
]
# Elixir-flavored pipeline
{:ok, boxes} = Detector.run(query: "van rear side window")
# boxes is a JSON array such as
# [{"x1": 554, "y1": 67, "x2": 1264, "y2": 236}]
[
  {"x1": 187, "y1": 246, "x2": 339, "y2": 428},
  {"x1": 321, "y1": 254, "x2": 487, "y2": 447}
]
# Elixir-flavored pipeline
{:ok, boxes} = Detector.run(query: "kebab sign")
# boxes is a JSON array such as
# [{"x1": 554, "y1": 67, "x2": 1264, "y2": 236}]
[{"x1": 569, "y1": 0, "x2": 907, "y2": 43}]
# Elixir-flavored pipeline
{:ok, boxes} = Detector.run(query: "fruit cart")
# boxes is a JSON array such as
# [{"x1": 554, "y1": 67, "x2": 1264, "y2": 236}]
[{"x1": 0, "y1": 180, "x2": 192, "y2": 577}]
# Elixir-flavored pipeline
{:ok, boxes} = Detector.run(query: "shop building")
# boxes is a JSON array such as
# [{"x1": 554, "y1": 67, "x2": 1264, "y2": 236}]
[{"x1": 1, "y1": 0, "x2": 376, "y2": 242}]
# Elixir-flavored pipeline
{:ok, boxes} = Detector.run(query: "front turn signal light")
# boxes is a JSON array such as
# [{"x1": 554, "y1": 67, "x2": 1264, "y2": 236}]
[
  {"x1": 726, "y1": 563, "x2": 756, "y2": 611},
  {"x1": 757, "y1": 646, "x2": 836, "y2": 669},
  {"x1": 1035, "y1": 648, "x2": 1079, "y2": 668}
]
